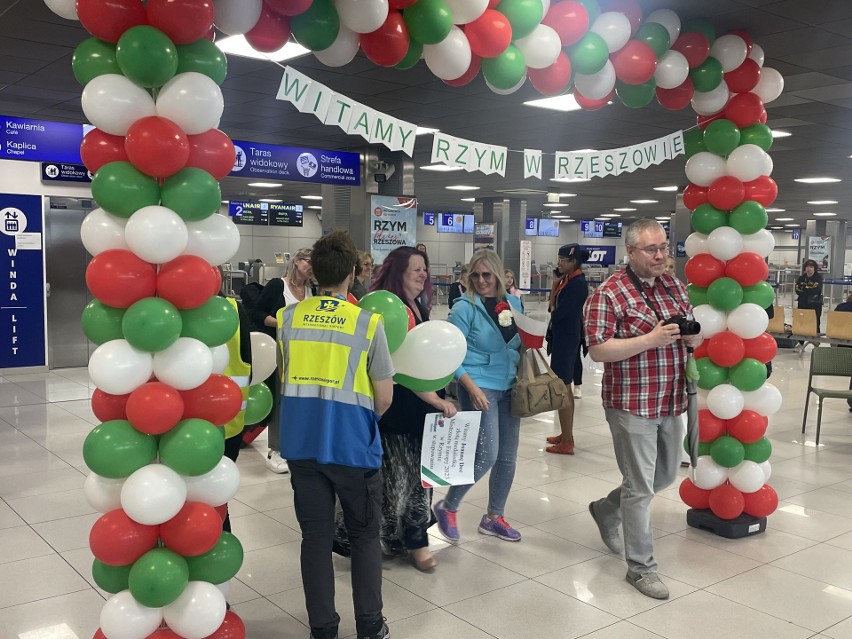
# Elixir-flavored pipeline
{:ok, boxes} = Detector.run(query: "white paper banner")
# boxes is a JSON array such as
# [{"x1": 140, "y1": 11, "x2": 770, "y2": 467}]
[
  {"x1": 524, "y1": 149, "x2": 542, "y2": 179},
  {"x1": 554, "y1": 131, "x2": 684, "y2": 181},
  {"x1": 421, "y1": 411, "x2": 481, "y2": 488}
]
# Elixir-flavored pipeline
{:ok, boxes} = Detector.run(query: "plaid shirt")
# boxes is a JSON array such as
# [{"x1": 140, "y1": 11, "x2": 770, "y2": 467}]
[{"x1": 583, "y1": 268, "x2": 693, "y2": 419}]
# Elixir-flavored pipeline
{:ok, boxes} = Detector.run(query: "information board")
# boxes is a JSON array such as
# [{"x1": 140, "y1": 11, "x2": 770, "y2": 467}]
[
  {"x1": 228, "y1": 201, "x2": 269, "y2": 226},
  {"x1": 268, "y1": 203, "x2": 304, "y2": 227}
]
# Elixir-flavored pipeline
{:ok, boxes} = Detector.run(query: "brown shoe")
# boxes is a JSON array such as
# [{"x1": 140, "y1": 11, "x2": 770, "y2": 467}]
[
  {"x1": 546, "y1": 439, "x2": 574, "y2": 455},
  {"x1": 546, "y1": 434, "x2": 562, "y2": 445},
  {"x1": 410, "y1": 548, "x2": 437, "y2": 571}
]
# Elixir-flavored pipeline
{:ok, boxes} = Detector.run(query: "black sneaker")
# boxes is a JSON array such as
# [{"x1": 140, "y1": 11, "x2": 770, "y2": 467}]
[{"x1": 358, "y1": 622, "x2": 389, "y2": 639}]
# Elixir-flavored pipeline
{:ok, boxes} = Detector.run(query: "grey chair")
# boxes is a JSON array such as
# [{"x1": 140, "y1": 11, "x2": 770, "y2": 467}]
[{"x1": 801, "y1": 346, "x2": 852, "y2": 446}]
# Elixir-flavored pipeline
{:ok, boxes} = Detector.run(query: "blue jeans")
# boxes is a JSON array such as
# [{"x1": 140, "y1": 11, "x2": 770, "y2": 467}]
[{"x1": 444, "y1": 387, "x2": 520, "y2": 517}]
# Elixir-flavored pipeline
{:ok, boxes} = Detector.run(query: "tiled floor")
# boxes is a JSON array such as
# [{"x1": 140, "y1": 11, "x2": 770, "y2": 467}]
[{"x1": 3, "y1": 345, "x2": 852, "y2": 639}]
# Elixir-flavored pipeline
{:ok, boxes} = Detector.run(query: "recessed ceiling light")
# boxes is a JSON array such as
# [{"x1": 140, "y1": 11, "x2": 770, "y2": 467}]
[
  {"x1": 301, "y1": 195, "x2": 322, "y2": 200},
  {"x1": 613, "y1": 207, "x2": 637, "y2": 212},
  {"x1": 775, "y1": 217, "x2": 794, "y2": 221},
  {"x1": 248, "y1": 182, "x2": 283, "y2": 188},
  {"x1": 655, "y1": 216, "x2": 671, "y2": 220},
  {"x1": 794, "y1": 177, "x2": 841, "y2": 184},
  {"x1": 216, "y1": 35, "x2": 309, "y2": 62},
  {"x1": 307, "y1": 205, "x2": 322, "y2": 210},
  {"x1": 571, "y1": 148, "x2": 598, "y2": 153},
  {"x1": 766, "y1": 208, "x2": 786, "y2": 213},
  {"x1": 601, "y1": 213, "x2": 621, "y2": 217},
  {"x1": 770, "y1": 226, "x2": 783, "y2": 229},
  {"x1": 460, "y1": 197, "x2": 476, "y2": 202},
  {"x1": 523, "y1": 95, "x2": 582, "y2": 112},
  {"x1": 594, "y1": 217, "x2": 609, "y2": 221},
  {"x1": 550, "y1": 177, "x2": 591, "y2": 183},
  {"x1": 419, "y1": 164, "x2": 463, "y2": 172},
  {"x1": 416, "y1": 127, "x2": 439, "y2": 135},
  {"x1": 543, "y1": 202, "x2": 568, "y2": 208},
  {"x1": 446, "y1": 185, "x2": 480, "y2": 191},
  {"x1": 221, "y1": 200, "x2": 229, "y2": 204},
  {"x1": 552, "y1": 215, "x2": 572, "y2": 219},
  {"x1": 259, "y1": 198, "x2": 282, "y2": 203},
  {"x1": 771, "y1": 130, "x2": 791, "y2": 138},
  {"x1": 558, "y1": 192, "x2": 578, "y2": 197},
  {"x1": 807, "y1": 200, "x2": 838, "y2": 205},
  {"x1": 653, "y1": 186, "x2": 679, "y2": 192},
  {"x1": 813, "y1": 212, "x2": 837, "y2": 216},
  {"x1": 785, "y1": 223, "x2": 800, "y2": 227},
  {"x1": 630, "y1": 199, "x2": 659, "y2": 204}
]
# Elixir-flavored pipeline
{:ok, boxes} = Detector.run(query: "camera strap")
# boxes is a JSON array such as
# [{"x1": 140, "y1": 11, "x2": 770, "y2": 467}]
[{"x1": 625, "y1": 265, "x2": 680, "y2": 322}]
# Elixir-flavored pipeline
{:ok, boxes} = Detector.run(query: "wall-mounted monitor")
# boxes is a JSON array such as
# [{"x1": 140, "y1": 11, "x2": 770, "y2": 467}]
[
  {"x1": 602, "y1": 221, "x2": 622, "y2": 238},
  {"x1": 538, "y1": 219, "x2": 560, "y2": 237},
  {"x1": 229, "y1": 201, "x2": 269, "y2": 226},
  {"x1": 581, "y1": 220, "x2": 604, "y2": 238},
  {"x1": 268, "y1": 203, "x2": 304, "y2": 227},
  {"x1": 437, "y1": 213, "x2": 474, "y2": 233},
  {"x1": 525, "y1": 217, "x2": 538, "y2": 236},
  {"x1": 423, "y1": 212, "x2": 435, "y2": 226}
]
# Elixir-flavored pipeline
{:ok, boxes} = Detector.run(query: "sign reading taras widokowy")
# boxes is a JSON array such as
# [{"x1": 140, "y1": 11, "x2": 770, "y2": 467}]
[
  {"x1": 370, "y1": 196, "x2": 417, "y2": 265},
  {"x1": 421, "y1": 411, "x2": 481, "y2": 488}
]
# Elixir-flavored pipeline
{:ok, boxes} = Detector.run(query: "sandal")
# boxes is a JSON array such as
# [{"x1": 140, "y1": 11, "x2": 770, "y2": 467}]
[
  {"x1": 410, "y1": 548, "x2": 437, "y2": 571},
  {"x1": 546, "y1": 434, "x2": 562, "y2": 445},
  {"x1": 546, "y1": 439, "x2": 574, "y2": 455}
]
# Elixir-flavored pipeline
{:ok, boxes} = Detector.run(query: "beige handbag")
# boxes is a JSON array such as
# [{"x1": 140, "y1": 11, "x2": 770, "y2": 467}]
[{"x1": 511, "y1": 348, "x2": 570, "y2": 418}]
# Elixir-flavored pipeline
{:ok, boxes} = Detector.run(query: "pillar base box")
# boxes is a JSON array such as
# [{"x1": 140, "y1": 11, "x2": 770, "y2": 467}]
[{"x1": 686, "y1": 508, "x2": 767, "y2": 539}]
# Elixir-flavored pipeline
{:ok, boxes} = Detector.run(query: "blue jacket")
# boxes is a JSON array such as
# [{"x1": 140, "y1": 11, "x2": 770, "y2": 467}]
[{"x1": 448, "y1": 293, "x2": 523, "y2": 391}]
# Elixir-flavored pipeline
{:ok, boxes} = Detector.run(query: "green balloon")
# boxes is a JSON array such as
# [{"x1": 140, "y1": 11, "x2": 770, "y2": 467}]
[
  {"x1": 684, "y1": 128, "x2": 706, "y2": 159},
  {"x1": 394, "y1": 372, "x2": 454, "y2": 393},
  {"x1": 496, "y1": 0, "x2": 544, "y2": 40},
  {"x1": 128, "y1": 548, "x2": 188, "y2": 608},
  {"x1": 358, "y1": 290, "x2": 410, "y2": 353},
  {"x1": 161, "y1": 167, "x2": 221, "y2": 222},
  {"x1": 743, "y1": 436, "x2": 772, "y2": 463},
  {"x1": 691, "y1": 203, "x2": 727, "y2": 235},
  {"x1": 696, "y1": 357, "x2": 728, "y2": 390},
  {"x1": 615, "y1": 78, "x2": 656, "y2": 109},
  {"x1": 703, "y1": 119, "x2": 741, "y2": 157},
  {"x1": 72, "y1": 38, "x2": 120, "y2": 86},
  {"x1": 743, "y1": 281, "x2": 775, "y2": 309},
  {"x1": 635, "y1": 22, "x2": 670, "y2": 58},
  {"x1": 176, "y1": 39, "x2": 227, "y2": 85},
  {"x1": 690, "y1": 56, "x2": 723, "y2": 92},
  {"x1": 122, "y1": 297, "x2": 182, "y2": 352},
  {"x1": 245, "y1": 383, "x2": 273, "y2": 424},
  {"x1": 729, "y1": 357, "x2": 767, "y2": 392},
  {"x1": 707, "y1": 277, "x2": 744, "y2": 312},
  {"x1": 159, "y1": 418, "x2": 225, "y2": 476},
  {"x1": 291, "y1": 0, "x2": 340, "y2": 50},
  {"x1": 83, "y1": 420, "x2": 158, "y2": 479},
  {"x1": 687, "y1": 284, "x2": 709, "y2": 307},
  {"x1": 740, "y1": 123, "x2": 773, "y2": 152},
  {"x1": 481, "y1": 44, "x2": 526, "y2": 90},
  {"x1": 180, "y1": 296, "x2": 238, "y2": 347},
  {"x1": 567, "y1": 31, "x2": 609, "y2": 75},
  {"x1": 82, "y1": 299, "x2": 125, "y2": 345},
  {"x1": 683, "y1": 19, "x2": 716, "y2": 44},
  {"x1": 730, "y1": 200, "x2": 768, "y2": 235},
  {"x1": 394, "y1": 38, "x2": 423, "y2": 70},
  {"x1": 116, "y1": 26, "x2": 178, "y2": 88},
  {"x1": 403, "y1": 0, "x2": 453, "y2": 45},
  {"x1": 683, "y1": 435, "x2": 712, "y2": 457},
  {"x1": 186, "y1": 532, "x2": 244, "y2": 584},
  {"x1": 710, "y1": 435, "x2": 745, "y2": 468},
  {"x1": 92, "y1": 559, "x2": 132, "y2": 594},
  {"x1": 91, "y1": 162, "x2": 161, "y2": 219}
]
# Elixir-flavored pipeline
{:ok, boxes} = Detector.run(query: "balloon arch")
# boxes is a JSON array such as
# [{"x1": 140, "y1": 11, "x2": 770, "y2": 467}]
[{"x1": 42, "y1": 0, "x2": 784, "y2": 637}]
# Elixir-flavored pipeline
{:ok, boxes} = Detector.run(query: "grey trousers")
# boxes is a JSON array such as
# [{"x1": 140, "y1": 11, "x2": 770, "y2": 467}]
[{"x1": 593, "y1": 408, "x2": 681, "y2": 575}]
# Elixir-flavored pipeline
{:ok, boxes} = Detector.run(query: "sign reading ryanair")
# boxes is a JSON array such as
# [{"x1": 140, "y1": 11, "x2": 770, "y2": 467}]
[{"x1": 370, "y1": 196, "x2": 417, "y2": 265}]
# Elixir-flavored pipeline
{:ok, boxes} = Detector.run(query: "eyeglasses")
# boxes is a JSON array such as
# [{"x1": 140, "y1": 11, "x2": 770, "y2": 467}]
[
  {"x1": 631, "y1": 244, "x2": 669, "y2": 257},
  {"x1": 299, "y1": 257, "x2": 311, "y2": 263},
  {"x1": 470, "y1": 271, "x2": 493, "y2": 280}
]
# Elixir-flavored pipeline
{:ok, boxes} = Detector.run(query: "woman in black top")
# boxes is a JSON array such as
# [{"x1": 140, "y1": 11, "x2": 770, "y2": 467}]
[{"x1": 795, "y1": 259, "x2": 824, "y2": 333}]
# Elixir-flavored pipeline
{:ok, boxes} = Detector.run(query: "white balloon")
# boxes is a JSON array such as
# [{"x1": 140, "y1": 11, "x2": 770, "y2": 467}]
[
  {"x1": 153, "y1": 338, "x2": 214, "y2": 390},
  {"x1": 184, "y1": 456, "x2": 240, "y2": 506},
  {"x1": 758, "y1": 460, "x2": 772, "y2": 483},
  {"x1": 334, "y1": 0, "x2": 388, "y2": 33},
  {"x1": 81, "y1": 208, "x2": 128, "y2": 256},
  {"x1": 156, "y1": 72, "x2": 224, "y2": 135},
  {"x1": 753, "y1": 67, "x2": 784, "y2": 103},
  {"x1": 392, "y1": 320, "x2": 467, "y2": 380},
  {"x1": 125, "y1": 206, "x2": 188, "y2": 265},
  {"x1": 485, "y1": 74, "x2": 527, "y2": 95},
  {"x1": 184, "y1": 213, "x2": 241, "y2": 266},
  {"x1": 249, "y1": 331, "x2": 278, "y2": 385},
  {"x1": 685, "y1": 151, "x2": 727, "y2": 187},
  {"x1": 83, "y1": 472, "x2": 125, "y2": 513},
  {"x1": 646, "y1": 9, "x2": 680, "y2": 44},
  {"x1": 210, "y1": 344, "x2": 230, "y2": 374},
  {"x1": 314, "y1": 25, "x2": 360, "y2": 67},
  {"x1": 515, "y1": 24, "x2": 561, "y2": 70},
  {"x1": 446, "y1": 0, "x2": 488, "y2": 24},
  {"x1": 727, "y1": 143, "x2": 768, "y2": 183},
  {"x1": 693, "y1": 455, "x2": 727, "y2": 490},
  {"x1": 100, "y1": 590, "x2": 163, "y2": 639},
  {"x1": 693, "y1": 304, "x2": 727, "y2": 339},
  {"x1": 121, "y1": 463, "x2": 187, "y2": 526},
  {"x1": 654, "y1": 49, "x2": 689, "y2": 89},
  {"x1": 729, "y1": 460, "x2": 766, "y2": 493},
  {"x1": 590, "y1": 11, "x2": 631, "y2": 53},
  {"x1": 424, "y1": 26, "x2": 472, "y2": 80},
  {"x1": 214, "y1": 0, "x2": 263, "y2": 35},
  {"x1": 741, "y1": 229, "x2": 775, "y2": 258},
  {"x1": 44, "y1": 0, "x2": 77, "y2": 20},
  {"x1": 727, "y1": 303, "x2": 769, "y2": 339},
  {"x1": 741, "y1": 382, "x2": 782, "y2": 415},
  {"x1": 89, "y1": 340, "x2": 154, "y2": 396},
  {"x1": 763, "y1": 152, "x2": 774, "y2": 177},
  {"x1": 81, "y1": 74, "x2": 157, "y2": 137},
  {"x1": 574, "y1": 59, "x2": 616, "y2": 100},
  {"x1": 709, "y1": 34, "x2": 748, "y2": 72},
  {"x1": 707, "y1": 226, "x2": 744, "y2": 261},
  {"x1": 685, "y1": 232, "x2": 709, "y2": 257},
  {"x1": 706, "y1": 383, "x2": 744, "y2": 420},
  {"x1": 163, "y1": 581, "x2": 227, "y2": 639},
  {"x1": 691, "y1": 80, "x2": 730, "y2": 115},
  {"x1": 748, "y1": 43, "x2": 765, "y2": 67}
]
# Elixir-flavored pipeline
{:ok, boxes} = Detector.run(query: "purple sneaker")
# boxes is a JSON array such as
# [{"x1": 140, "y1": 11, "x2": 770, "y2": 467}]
[
  {"x1": 478, "y1": 515, "x2": 522, "y2": 542},
  {"x1": 432, "y1": 500, "x2": 459, "y2": 542}
]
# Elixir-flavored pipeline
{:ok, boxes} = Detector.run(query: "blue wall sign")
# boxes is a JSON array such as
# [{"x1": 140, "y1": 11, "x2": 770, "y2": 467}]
[
  {"x1": 41, "y1": 162, "x2": 92, "y2": 183},
  {"x1": 1, "y1": 116, "x2": 83, "y2": 164},
  {"x1": 582, "y1": 245, "x2": 617, "y2": 266},
  {"x1": 229, "y1": 139, "x2": 360, "y2": 186},
  {"x1": 0, "y1": 194, "x2": 45, "y2": 368}
]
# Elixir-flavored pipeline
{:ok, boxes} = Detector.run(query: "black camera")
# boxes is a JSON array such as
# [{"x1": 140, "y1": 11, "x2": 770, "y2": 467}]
[{"x1": 663, "y1": 316, "x2": 701, "y2": 336}]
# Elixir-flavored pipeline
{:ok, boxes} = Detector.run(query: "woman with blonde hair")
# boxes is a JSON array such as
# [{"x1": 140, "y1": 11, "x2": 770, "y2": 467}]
[{"x1": 350, "y1": 251, "x2": 373, "y2": 301}]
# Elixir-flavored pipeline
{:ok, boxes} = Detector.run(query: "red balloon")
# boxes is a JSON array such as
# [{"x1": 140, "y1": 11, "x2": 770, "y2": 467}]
[
  {"x1": 487, "y1": 0, "x2": 499, "y2": 7},
  {"x1": 90, "y1": 509, "x2": 159, "y2": 566},
  {"x1": 180, "y1": 374, "x2": 243, "y2": 426},
  {"x1": 405, "y1": 305, "x2": 416, "y2": 331},
  {"x1": 679, "y1": 477, "x2": 711, "y2": 509},
  {"x1": 125, "y1": 116, "x2": 190, "y2": 179},
  {"x1": 81, "y1": 129, "x2": 129, "y2": 174},
  {"x1": 147, "y1": 630, "x2": 182, "y2": 639},
  {"x1": 724, "y1": 58, "x2": 761, "y2": 94},
  {"x1": 744, "y1": 176, "x2": 778, "y2": 207},
  {"x1": 610, "y1": 40, "x2": 656, "y2": 85},
  {"x1": 742, "y1": 484, "x2": 778, "y2": 517},
  {"x1": 758, "y1": 108, "x2": 767, "y2": 124},
  {"x1": 683, "y1": 183, "x2": 709, "y2": 210},
  {"x1": 126, "y1": 382, "x2": 185, "y2": 435},
  {"x1": 146, "y1": 0, "x2": 214, "y2": 45},
  {"x1": 205, "y1": 611, "x2": 247, "y2": 639},
  {"x1": 186, "y1": 129, "x2": 236, "y2": 181},
  {"x1": 361, "y1": 10, "x2": 409, "y2": 67},
  {"x1": 158, "y1": 255, "x2": 219, "y2": 309},
  {"x1": 209, "y1": 265, "x2": 223, "y2": 296},
  {"x1": 214, "y1": 503, "x2": 228, "y2": 523},
  {"x1": 346, "y1": 293, "x2": 358, "y2": 304},
  {"x1": 728, "y1": 409, "x2": 767, "y2": 443},
  {"x1": 245, "y1": 4, "x2": 291, "y2": 53},
  {"x1": 86, "y1": 249, "x2": 157, "y2": 308},
  {"x1": 698, "y1": 409, "x2": 727, "y2": 442},
  {"x1": 725, "y1": 252, "x2": 768, "y2": 287},
  {"x1": 725, "y1": 92, "x2": 765, "y2": 128},
  {"x1": 743, "y1": 332, "x2": 777, "y2": 364},
  {"x1": 541, "y1": 0, "x2": 588, "y2": 47},
  {"x1": 598, "y1": 0, "x2": 641, "y2": 34},
  {"x1": 710, "y1": 483, "x2": 745, "y2": 519},
  {"x1": 529, "y1": 51, "x2": 572, "y2": 95},
  {"x1": 693, "y1": 342, "x2": 709, "y2": 359},
  {"x1": 160, "y1": 502, "x2": 222, "y2": 556},
  {"x1": 656, "y1": 78, "x2": 694, "y2": 110},
  {"x1": 92, "y1": 389, "x2": 130, "y2": 422},
  {"x1": 267, "y1": 0, "x2": 313, "y2": 16},
  {"x1": 94, "y1": 630, "x2": 107, "y2": 639},
  {"x1": 707, "y1": 331, "x2": 745, "y2": 367},
  {"x1": 696, "y1": 113, "x2": 725, "y2": 129},
  {"x1": 728, "y1": 29, "x2": 753, "y2": 52},
  {"x1": 684, "y1": 254, "x2": 725, "y2": 287},
  {"x1": 464, "y1": 9, "x2": 512, "y2": 58},
  {"x1": 574, "y1": 89, "x2": 613, "y2": 111},
  {"x1": 76, "y1": 0, "x2": 147, "y2": 43},
  {"x1": 443, "y1": 55, "x2": 482, "y2": 88},
  {"x1": 671, "y1": 31, "x2": 710, "y2": 69},
  {"x1": 708, "y1": 176, "x2": 745, "y2": 211}
]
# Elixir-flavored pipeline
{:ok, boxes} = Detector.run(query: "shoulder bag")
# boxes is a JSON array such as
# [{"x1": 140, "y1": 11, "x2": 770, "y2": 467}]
[{"x1": 511, "y1": 348, "x2": 570, "y2": 418}]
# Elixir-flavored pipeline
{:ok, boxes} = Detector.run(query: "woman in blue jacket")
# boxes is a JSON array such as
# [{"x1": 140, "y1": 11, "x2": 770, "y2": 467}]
[{"x1": 433, "y1": 250, "x2": 524, "y2": 543}]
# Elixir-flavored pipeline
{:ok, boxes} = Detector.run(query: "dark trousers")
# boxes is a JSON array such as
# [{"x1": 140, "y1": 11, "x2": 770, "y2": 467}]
[
  {"x1": 573, "y1": 349, "x2": 583, "y2": 386},
  {"x1": 289, "y1": 460, "x2": 384, "y2": 637},
  {"x1": 221, "y1": 432, "x2": 242, "y2": 533}
]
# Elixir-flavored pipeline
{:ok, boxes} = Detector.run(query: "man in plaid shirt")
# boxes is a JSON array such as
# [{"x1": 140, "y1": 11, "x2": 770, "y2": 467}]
[{"x1": 583, "y1": 219, "x2": 703, "y2": 600}]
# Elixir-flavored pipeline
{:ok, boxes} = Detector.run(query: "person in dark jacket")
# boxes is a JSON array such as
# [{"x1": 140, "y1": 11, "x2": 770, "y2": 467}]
[
  {"x1": 447, "y1": 265, "x2": 468, "y2": 309},
  {"x1": 795, "y1": 259, "x2": 824, "y2": 333}
]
